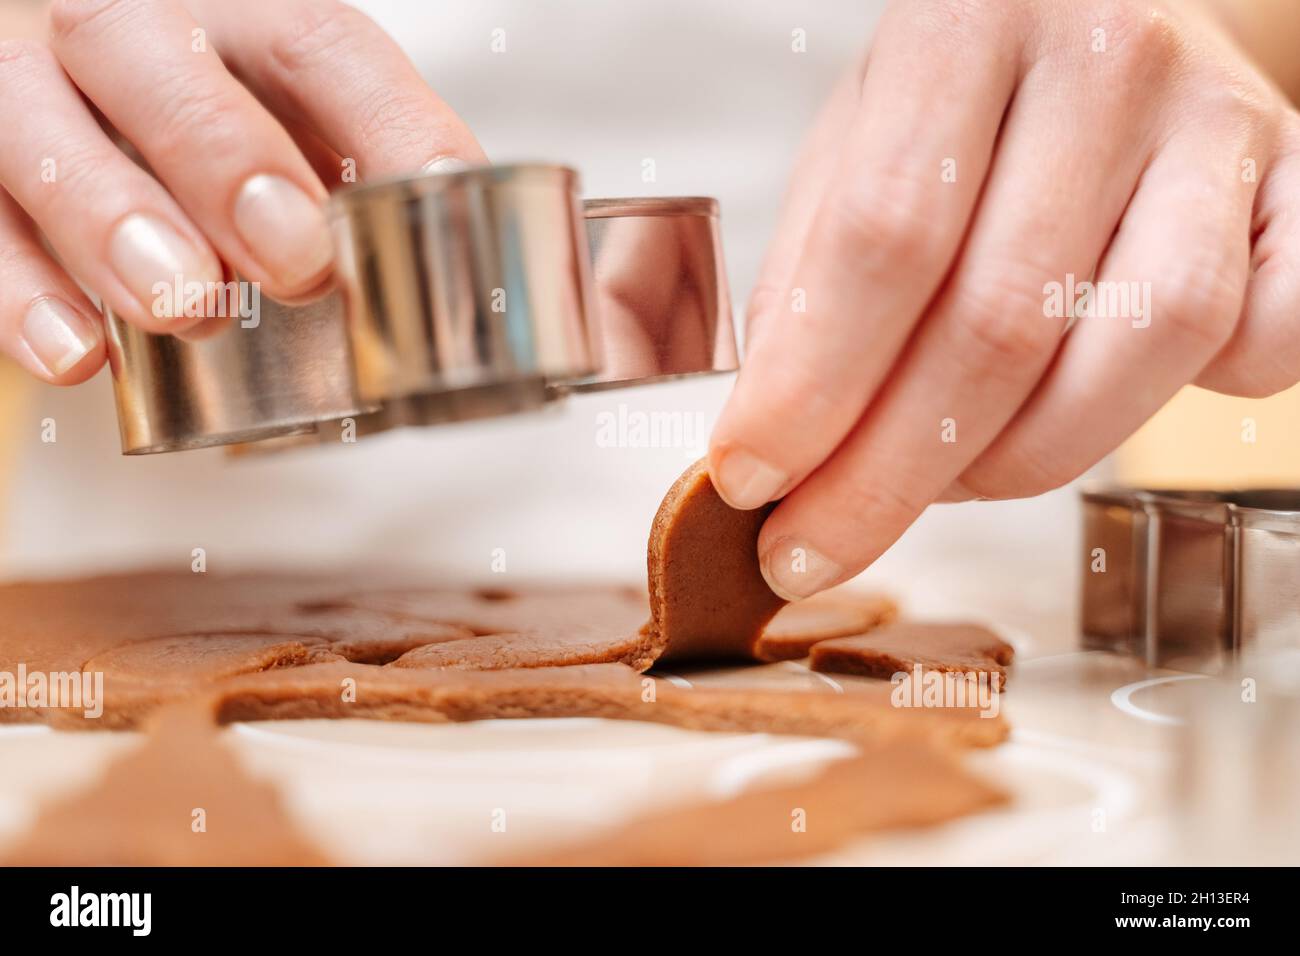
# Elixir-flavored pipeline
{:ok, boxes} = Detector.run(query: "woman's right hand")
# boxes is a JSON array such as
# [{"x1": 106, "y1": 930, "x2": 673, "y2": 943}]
[{"x1": 0, "y1": 0, "x2": 484, "y2": 384}]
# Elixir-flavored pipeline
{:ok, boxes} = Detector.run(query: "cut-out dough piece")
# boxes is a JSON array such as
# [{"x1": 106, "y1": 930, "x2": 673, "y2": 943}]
[
  {"x1": 645, "y1": 459, "x2": 786, "y2": 661},
  {"x1": 507, "y1": 740, "x2": 1007, "y2": 866},
  {"x1": 810, "y1": 622, "x2": 1015, "y2": 686},
  {"x1": 756, "y1": 591, "x2": 898, "y2": 661}
]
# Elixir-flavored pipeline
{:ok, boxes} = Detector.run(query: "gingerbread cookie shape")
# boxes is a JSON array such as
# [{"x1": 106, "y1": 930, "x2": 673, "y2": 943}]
[{"x1": 810, "y1": 622, "x2": 1015, "y2": 687}]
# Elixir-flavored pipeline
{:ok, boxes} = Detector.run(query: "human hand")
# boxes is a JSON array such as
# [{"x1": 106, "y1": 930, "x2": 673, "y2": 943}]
[
  {"x1": 0, "y1": 0, "x2": 483, "y2": 383},
  {"x1": 709, "y1": 0, "x2": 1300, "y2": 600}
]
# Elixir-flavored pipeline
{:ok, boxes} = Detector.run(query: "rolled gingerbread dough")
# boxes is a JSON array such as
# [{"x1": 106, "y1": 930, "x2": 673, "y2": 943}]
[{"x1": 0, "y1": 456, "x2": 1018, "y2": 865}]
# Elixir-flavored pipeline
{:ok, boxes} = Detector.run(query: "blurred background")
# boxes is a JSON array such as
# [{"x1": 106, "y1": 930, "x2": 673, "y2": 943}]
[{"x1": 0, "y1": 0, "x2": 1296, "y2": 643}]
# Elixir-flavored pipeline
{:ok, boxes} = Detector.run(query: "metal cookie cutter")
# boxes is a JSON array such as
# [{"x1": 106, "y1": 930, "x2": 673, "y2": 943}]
[
  {"x1": 105, "y1": 289, "x2": 368, "y2": 455},
  {"x1": 103, "y1": 164, "x2": 738, "y2": 455},
  {"x1": 1080, "y1": 486, "x2": 1300, "y2": 672},
  {"x1": 331, "y1": 163, "x2": 597, "y2": 428}
]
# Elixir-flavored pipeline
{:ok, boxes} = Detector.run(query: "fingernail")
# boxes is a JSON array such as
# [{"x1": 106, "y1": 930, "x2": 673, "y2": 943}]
[
  {"x1": 21, "y1": 297, "x2": 101, "y2": 376},
  {"x1": 421, "y1": 156, "x2": 472, "y2": 175},
  {"x1": 234, "y1": 174, "x2": 333, "y2": 291},
  {"x1": 109, "y1": 214, "x2": 222, "y2": 322},
  {"x1": 760, "y1": 537, "x2": 844, "y2": 602},
  {"x1": 713, "y1": 447, "x2": 787, "y2": 510}
]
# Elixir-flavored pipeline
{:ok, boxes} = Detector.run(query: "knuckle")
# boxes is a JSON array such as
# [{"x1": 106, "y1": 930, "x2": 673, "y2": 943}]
[
  {"x1": 831, "y1": 170, "x2": 945, "y2": 264},
  {"x1": 1092, "y1": 2, "x2": 1178, "y2": 70},
  {"x1": 268, "y1": 0, "x2": 433, "y2": 157},
  {"x1": 745, "y1": 282, "x2": 782, "y2": 316},
  {"x1": 1161, "y1": 255, "x2": 1243, "y2": 350},
  {"x1": 969, "y1": 442, "x2": 1076, "y2": 499},
  {"x1": 951, "y1": 274, "x2": 1057, "y2": 372},
  {"x1": 32, "y1": 135, "x2": 117, "y2": 209},
  {"x1": 269, "y1": 0, "x2": 375, "y2": 75},
  {"x1": 837, "y1": 475, "x2": 927, "y2": 529},
  {"x1": 351, "y1": 86, "x2": 437, "y2": 156},
  {"x1": 961, "y1": 424, "x2": 1081, "y2": 496},
  {"x1": 146, "y1": 84, "x2": 249, "y2": 164},
  {"x1": 1180, "y1": 66, "x2": 1279, "y2": 137},
  {"x1": 48, "y1": 0, "x2": 138, "y2": 44}
]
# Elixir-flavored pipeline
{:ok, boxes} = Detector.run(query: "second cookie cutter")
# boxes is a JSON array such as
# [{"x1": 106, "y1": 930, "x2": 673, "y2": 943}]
[{"x1": 1080, "y1": 486, "x2": 1300, "y2": 673}]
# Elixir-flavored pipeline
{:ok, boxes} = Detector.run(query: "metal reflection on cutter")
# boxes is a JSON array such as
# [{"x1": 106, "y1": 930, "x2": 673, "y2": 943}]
[{"x1": 562, "y1": 196, "x2": 738, "y2": 391}]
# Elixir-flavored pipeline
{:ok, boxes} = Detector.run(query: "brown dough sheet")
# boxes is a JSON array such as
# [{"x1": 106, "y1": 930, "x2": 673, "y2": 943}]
[
  {"x1": 507, "y1": 740, "x2": 1007, "y2": 866},
  {"x1": 1, "y1": 581, "x2": 894, "y2": 730},
  {"x1": 231, "y1": 663, "x2": 1004, "y2": 748},
  {"x1": 0, "y1": 458, "x2": 904, "y2": 731},
  {"x1": 0, "y1": 574, "x2": 655, "y2": 726},
  {"x1": 810, "y1": 622, "x2": 1015, "y2": 686},
  {"x1": 86, "y1": 661, "x2": 1004, "y2": 750},
  {"x1": 0, "y1": 455, "x2": 1017, "y2": 866}
]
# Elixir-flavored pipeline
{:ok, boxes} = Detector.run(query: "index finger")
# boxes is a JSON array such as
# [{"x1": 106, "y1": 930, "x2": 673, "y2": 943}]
[{"x1": 707, "y1": 1, "x2": 1022, "y2": 511}]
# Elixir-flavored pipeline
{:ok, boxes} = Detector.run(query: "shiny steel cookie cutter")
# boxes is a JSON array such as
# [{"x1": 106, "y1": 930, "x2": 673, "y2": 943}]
[
  {"x1": 105, "y1": 289, "x2": 370, "y2": 455},
  {"x1": 1080, "y1": 486, "x2": 1300, "y2": 673},
  {"x1": 103, "y1": 164, "x2": 738, "y2": 455},
  {"x1": 330, "y1": 163, "x2": 598, "y2": 427}
]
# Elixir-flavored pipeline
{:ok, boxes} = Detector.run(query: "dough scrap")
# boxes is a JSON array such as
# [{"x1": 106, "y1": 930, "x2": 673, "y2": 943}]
[
  {"x1": 810, "y1": 622, "x2": 1015, "y2": 686},
  {"x1": 0, "y1": 702, "x2": 329, "y2": 866},
  {"x1": 507, "y1": 740, "x2": 1007, "y2": 866}
]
